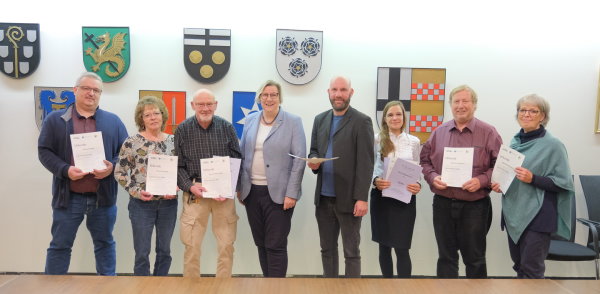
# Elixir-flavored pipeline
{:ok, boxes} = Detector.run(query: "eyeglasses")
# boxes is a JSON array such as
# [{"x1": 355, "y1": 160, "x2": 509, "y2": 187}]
[
  {"x1": 518, "y1": 109, "x2": 540, "y2": 115},
  {"x1": 260, "y1": 93, "x2": 279, "y2": 99},
  {"x1": 79, "y1": 86, "x2": 102, "y2": 95},
  {"x1": 143, "y1": 111, "x2": 162, "y2": 119},
  {"x1": 194, "y1": 103, "x2": 215, "y2": 108}
]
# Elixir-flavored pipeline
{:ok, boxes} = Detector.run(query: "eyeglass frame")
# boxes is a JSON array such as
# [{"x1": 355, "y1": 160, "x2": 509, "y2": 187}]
[
  {"x1": 260, "y1": 92, "x2": 280, "y2": 99},
  {"x1": 518, "y1": 109, "x2": 541, "y2": 115},
  {"x1": 78, "y1": 86, "x2": 103, "y2": 95}
]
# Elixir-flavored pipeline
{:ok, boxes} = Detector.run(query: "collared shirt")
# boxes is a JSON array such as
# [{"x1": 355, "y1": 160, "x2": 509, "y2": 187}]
[
  {"x1": 373, "y1": 132, "x2": 421, "y2": 180},
  {"x1": 420, "y1": 117, "x2": 502, "y2": 201},
  {"x1": 70, "y1": 106, "x2": 99, "y2": 193},
  {"x1": 174, "y1": 115, "x2": 241, "y2": 192}
]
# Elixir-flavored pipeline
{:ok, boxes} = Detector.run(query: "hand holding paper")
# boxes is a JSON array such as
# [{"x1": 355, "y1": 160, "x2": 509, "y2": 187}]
[
  {"x1": 146, "y1": 154, "x2": 178, "y2": 196},
  {"x1": 491, "y1": 145, "x2": 525, "y2": 193},
  {"x1": 70, "y1": 131, "x2": 106, "y2": 173},
  {"x1": 381, "y1": 158, "x2": 422, "y2": 204},
  {"x1": 441, "y1": 147, "x2": 474, "y2": 188},
  {"x1": 200, "y1": 156, "x2": 240, "y2": 199},
  {"x1": 289, "y1": 153, "x2": 339, "y2": 165}
]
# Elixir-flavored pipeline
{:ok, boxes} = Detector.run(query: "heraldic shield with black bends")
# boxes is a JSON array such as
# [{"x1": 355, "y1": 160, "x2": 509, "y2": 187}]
[
  {"x1": 183, "y1": 28, "x2": 231, "y2": 84},
  {"x1": 34, "y1": 86, "x2": 75, "y2": 130},
  {"x1": 376, "y1": 67, "x2": 446, "y2": 143},
  {"x1": 82, "y1": 27, "x2": 130, "y2": 83},
  {"x1": 276, "y1": 29, "x2": 322, "y2": 85},
  {"x1": 0, "y1": 23, "x2": 40, "y2": 79}
]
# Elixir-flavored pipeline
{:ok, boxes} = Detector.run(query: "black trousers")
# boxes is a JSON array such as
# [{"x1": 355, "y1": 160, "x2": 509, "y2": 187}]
[
  {"x1": 245, "y1": 185, "x2": 293, "y2": 277},
  {"x1": 508, "y1": 229, "x2": 551, "y2": 279},
  {"x1": 432, "y1": 195, "x2": 492, "y2": 278}
]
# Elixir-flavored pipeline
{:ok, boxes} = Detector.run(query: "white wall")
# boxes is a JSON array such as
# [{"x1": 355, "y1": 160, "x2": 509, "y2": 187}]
[{"x1": 1, "y1": 0, "x2": 600, "y2": 277}]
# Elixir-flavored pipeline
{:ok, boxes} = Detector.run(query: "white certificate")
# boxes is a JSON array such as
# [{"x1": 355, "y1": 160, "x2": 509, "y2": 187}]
[
  {"x1": 441, "y1": 147, "x2": 474, "y2": 188},
  {"x1": 288, "y1": 153, "x2": 339, "y2": 164},
  {"x1": 200, "y1": 157, "x2": 234, "y2": 199},
  {"x1": 382, "y1": 157, "x2": 422, "y2": 203},
  {"x1": 70, "y1": 131, "x2": 106, "y2": 173},
  {"x1": 491, "y1": 145, "x2": 525, "y2": 193},
  {"x1": 213, "y1": 156, "x2": 241, "y2": 195},
  {"x1": 146, "y1": 154, "x2": 178, "y2": 196},
  {"x1": 229, "y1": 157, "x2": 241, "y2": 195}
]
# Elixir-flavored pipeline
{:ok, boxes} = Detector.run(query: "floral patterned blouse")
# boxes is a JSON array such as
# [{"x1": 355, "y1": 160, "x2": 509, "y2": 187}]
[{"x1": 114, "y1": 133, "x2": 176, "y2": 200}]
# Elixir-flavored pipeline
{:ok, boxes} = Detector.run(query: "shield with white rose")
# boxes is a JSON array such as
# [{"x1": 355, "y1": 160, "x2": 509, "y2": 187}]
[{"x1": 276, "y1": 29, "x2": 322, "y2": 85}]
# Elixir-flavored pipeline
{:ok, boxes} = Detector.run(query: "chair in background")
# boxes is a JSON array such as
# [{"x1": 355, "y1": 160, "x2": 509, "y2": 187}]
[{"x1": 545, "y1": 175, "x2": 599, "y2": 279}]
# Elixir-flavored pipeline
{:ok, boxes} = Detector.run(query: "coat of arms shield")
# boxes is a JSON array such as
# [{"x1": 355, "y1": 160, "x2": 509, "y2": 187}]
[
  {"x1": 183, "y1": 28, "x2": 231, "y2": 84},
  {"x1": 276, "y1": 29, "x2": 322, "y2": 85},
  {"x1": 82, "y1": 27, "x2": 130, "y2": 82},
  {"x1": 376, "y1": 67, "x2": 446, "y2": 143},
  {"x1": 0, "y1": 23, "x2": 40, "y2": 79},
  {"x1": 34, "y1": 86, "x2": 75, "y2": 130},
  {"x1": 139, "y1": 90, "x2": 186, "y2": 135}
]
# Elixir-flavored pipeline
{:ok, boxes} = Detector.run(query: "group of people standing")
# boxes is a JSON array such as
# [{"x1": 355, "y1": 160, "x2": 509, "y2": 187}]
[{"x1": 38, "y1": 72, "x2": 574, "y2": 280}]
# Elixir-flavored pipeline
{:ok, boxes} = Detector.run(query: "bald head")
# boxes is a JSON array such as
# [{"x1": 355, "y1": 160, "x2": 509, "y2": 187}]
[{"x1": 330, "y1": 76, "x2": 352, "y2": 88}]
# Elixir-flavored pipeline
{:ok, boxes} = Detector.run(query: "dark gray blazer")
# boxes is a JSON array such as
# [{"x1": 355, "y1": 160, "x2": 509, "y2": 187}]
[{"x1": 308, "y1": 106, "x2": 374, "y2": 213}]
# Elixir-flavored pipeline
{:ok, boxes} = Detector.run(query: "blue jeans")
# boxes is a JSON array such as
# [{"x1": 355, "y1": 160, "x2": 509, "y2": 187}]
[
  {"x1": 45, "y1": 193, "x2": 117, "y2": 275},
  {"x1": 129, "y1": 197, "x2": 178, "y2": 276}
]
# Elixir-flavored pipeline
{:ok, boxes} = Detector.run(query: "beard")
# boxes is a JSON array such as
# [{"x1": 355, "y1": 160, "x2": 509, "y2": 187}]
[{"x1": 329, "y1": 97, "x2": 350, "y2": 112}]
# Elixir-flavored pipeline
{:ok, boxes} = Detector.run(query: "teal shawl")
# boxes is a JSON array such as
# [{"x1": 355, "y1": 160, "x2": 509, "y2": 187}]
[{"x1": 502, "y1": 131, "x2": 574, "y2": 243}]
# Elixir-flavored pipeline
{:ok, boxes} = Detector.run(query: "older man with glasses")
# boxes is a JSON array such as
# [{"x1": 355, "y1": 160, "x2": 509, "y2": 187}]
[
  {"x1": 175, "y1": 89, "x2": 242, "y2": 277},
  {"x1": 38, "y1": 71, "x2": 128, "y2": 275}
]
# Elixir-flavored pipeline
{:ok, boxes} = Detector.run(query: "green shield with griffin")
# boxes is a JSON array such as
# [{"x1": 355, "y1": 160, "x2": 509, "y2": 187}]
[{"x1": 82, "y1": 27, "x2": 130, "y2": 82}]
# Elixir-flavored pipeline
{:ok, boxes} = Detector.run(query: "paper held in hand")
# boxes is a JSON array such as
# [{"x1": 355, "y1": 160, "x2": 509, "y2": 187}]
[
  {"x1": 146, "y1": 154, "x2": 178, "y2": 196},
  {"x1": 441, "y1": 147, "x2": 474, "y2": 188},
  {"x1": 491, "y1": 144, "x2": 525, "y2": 193},
  {"x1": 381, "y1": 157, "x2": 422, "y2": 204},
  {"x1": 200, "y1": 156, "x2": 241, "y2": 199},
  {"x1": 70, "y1": 131, "x2": 106, "y2": 173},
  {"x1": 288, "y1": 153, "x2": 339, "y2": 164}
]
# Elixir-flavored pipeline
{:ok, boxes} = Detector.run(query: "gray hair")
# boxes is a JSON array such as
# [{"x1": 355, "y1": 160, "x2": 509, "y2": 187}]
[
  {"x1": 75, "y1": 72, "x2": 102, "y2": 87},
  {"x1": 516, "y1": 94, "x2": 550, "y2": 126}
]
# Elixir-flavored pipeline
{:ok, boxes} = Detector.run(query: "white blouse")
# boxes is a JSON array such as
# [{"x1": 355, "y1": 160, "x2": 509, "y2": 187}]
[
  {"x1": 250, "y1": 123, "x2": 272, "y2": 185},
  {"x1": 373, "y1": 132, "x2": 421, "y2": 180}
]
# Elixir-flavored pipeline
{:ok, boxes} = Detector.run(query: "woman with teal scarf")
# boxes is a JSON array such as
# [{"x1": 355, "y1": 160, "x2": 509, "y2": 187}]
[{"x1": 491, "y1": 94, "x2": 574, "y2": 279}]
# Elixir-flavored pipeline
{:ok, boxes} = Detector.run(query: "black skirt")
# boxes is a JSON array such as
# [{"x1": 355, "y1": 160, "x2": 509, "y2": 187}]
[{"x1": 370, "y1": 188, "x2": 416, "y2": 249}]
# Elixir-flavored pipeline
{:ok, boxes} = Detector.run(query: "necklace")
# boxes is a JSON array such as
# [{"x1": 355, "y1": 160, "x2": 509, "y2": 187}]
[
  {"x1": 261, "y1": 111, "x2": 278, "y2": 125},
  {"x1": 141, "y1": 131, "x2": 164, "y2": 142}
]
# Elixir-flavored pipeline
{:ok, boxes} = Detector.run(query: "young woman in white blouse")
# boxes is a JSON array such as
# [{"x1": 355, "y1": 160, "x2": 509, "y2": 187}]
[{"x1": 371, "y1": 101, "x2": 421, "y2": 278}]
